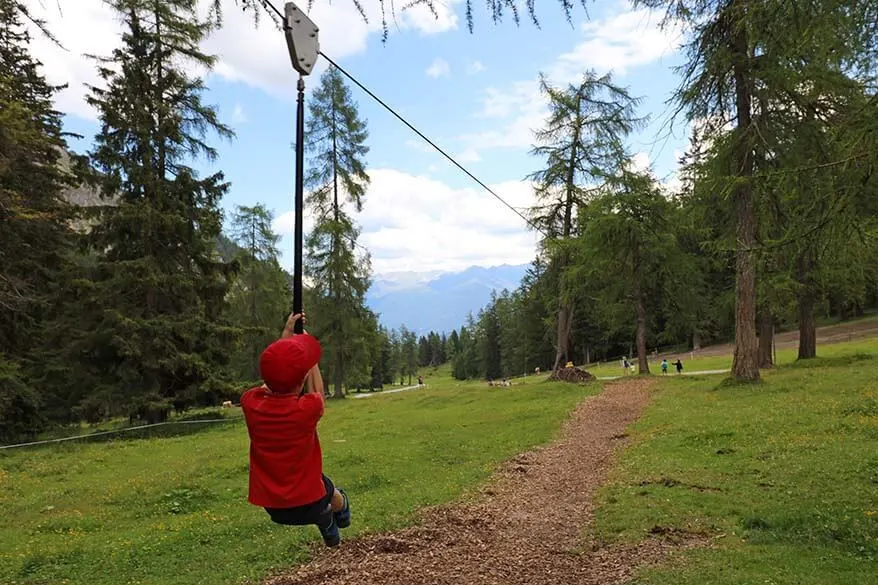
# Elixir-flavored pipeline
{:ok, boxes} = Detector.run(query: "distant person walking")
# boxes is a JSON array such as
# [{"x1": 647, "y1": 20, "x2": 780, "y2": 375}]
[
  {"x1": 622, "y1": 357, "x2": 631, "y2": 375},
  {"x1": 417, "y1": 375, "x2": 424, "y2": 386},
  {"x1": 674, "y1": 359, "x2": 683, "y2": 374},
  {"x1": 661, "y1": 359, "x2": 669, "y2": 375}
]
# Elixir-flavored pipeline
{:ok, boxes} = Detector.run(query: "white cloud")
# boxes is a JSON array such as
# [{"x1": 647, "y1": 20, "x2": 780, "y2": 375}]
[
  {"x1": 23, "y1": 0, "x2": 458, "y2": 121},
  {"x1": 274, "y1": 168, "x2": 541, "y2": 274},
  {"x1": 466, "y1": 59, "x2": 485, "y2": 75},
  {"x1": 630, "y1": 152, "x2": 652, "y2": 173},
  {"x1": 398, "y1": 0, "x2": 459, "y2": 34},
  {"x1": 231, "y1": 103, "x2": 247, "y2": 124},
  {"x1": 456, "y1": 148, "x2": 482, "y2": 163},
  {"x1": 459, "y1": 5, "x2": 683, "y2": 159},
  {"x1": 425, "y1": 57, "x2": 451, "y2": 78},
  {"x1": 25, "y1": 0, "x2": 122, "y2": 120},
  {"x1": 404, "y1": 138, "x2": 435, "y2": 153},
  {"x1": 548, "y1": 7, "x2": 683, "y2": 81},
  {"x1": 205, "y1": 1, "x2": 377, "y2": 98},
  {"x1": 663, "y1": 172, "x2": 683, "y2": 196}
]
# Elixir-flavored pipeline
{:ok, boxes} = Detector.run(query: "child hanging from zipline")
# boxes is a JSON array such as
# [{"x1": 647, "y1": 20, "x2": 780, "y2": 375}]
[{"x1": 240, "y1": 312, "x2": 351, "y2": 547}]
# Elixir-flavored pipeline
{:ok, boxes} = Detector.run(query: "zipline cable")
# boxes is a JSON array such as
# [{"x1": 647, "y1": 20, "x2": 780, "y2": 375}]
[
  {"x1": 0, "y1": 417, "x2": 244, "y2": 451},
  {"x1": 319, "y1": 52, "x2": 548, "y2": 237},
  {"x1": 262, "y1": 0, "x2": 547, "y2": 238}
]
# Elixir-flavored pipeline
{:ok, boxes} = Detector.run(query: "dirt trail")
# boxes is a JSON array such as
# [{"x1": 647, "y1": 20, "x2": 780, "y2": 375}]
[
  {"x1": 265, "y1": 378, "x2": 701, "y2": 585},
  {"x1": 678, "y1": 318, "x2": 878, "y2": 359}
]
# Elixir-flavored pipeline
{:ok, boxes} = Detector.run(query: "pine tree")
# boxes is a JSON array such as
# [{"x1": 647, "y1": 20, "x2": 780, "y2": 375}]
[
  {"x1": 528, "y1": 71, "x2": 642, "y2": 372},
  {"x1": 401, "y1": 328, "x2": 418, "y2": 385},
  {"x1": 228, "y1": 204, "x2": 290, "y2": 379},
  {"x1": 480, "y1": 296, "x2": 503, "y2": 379},
  {"x1": 417, "y1": 335, "x2": 430, "y2": 366},
  {"x1": 446, "y1": 329, "x2": 461, "y2": 362},
  {"x1": 0, "y1": 0, "x2": 76, "y2": 436},
  {"x1": 0, "y1": 0, "x2": 74, "y2": 351},
  {"x1": 72, "y1": 0, "x2": 236, "y2": 422},
  {"x1": 304, "y1": 66, "x2": 371, "y2": 398}
]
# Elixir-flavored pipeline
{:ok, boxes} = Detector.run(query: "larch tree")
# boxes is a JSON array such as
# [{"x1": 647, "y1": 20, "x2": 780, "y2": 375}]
[
  {"x1": 304, "y1": 66, "x2": 371, "y2": 398},
  {"x1": 480, "y1": 294, "x2": 503, "y2": 380},
  {"x1": 528, "y1": 71, "x2": 642, "y2": 372},
  {"x1": 73, "y1": 0, "x2": 236, "y2": 422},
  {"x1": 229, "y1": 204, "x2": 290, "y2": 379},
  {"x1": 572, "y1": 167, "x2": 679, "y2": 375},
  {"x1": 636, "y1": 0, "x2": 877, "y2": 380},
  {"x1": 214, "y1": 0, "x2": 590, "y2": 40}
]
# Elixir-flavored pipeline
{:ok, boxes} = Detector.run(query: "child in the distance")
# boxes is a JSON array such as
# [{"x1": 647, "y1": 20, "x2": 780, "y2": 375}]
[{"x1": 240, "y1": 312, "x2": 350, "y2": 547}]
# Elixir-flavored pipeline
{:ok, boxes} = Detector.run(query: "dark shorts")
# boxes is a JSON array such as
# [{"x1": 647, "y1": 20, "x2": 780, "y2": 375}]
[{"x1": 264, "y1": 474, "x2": 335, "y2": 527}]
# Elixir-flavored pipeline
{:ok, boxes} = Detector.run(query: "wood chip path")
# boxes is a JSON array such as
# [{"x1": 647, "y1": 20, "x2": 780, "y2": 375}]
[{"x1": 266, "y1": 378, "x2": 703, "y2": 585}]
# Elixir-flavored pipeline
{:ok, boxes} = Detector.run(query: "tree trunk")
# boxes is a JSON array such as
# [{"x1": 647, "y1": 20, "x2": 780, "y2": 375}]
[
  {"x1": 552, "y1": 303, "x2": 573, "y2": 370},
  {"x1": 552, "y1": 115, "x2": 581, "y2": 373},
  {"x1": 757, "y1": 306, "x2": 773, "y2": 368},
  {"x1": 797, "y1": 254, "x2": 817, "y2": 360},
  {"x1": 333, "y1": 358, "x2": 344, "y2": 398},
  {"x1": 729, "y1": 1, "x2": 760, "y2": 382},
  {"x1": 634, "y1": 291, "x2": 649, "y2": 374},
  {"x1": 692, "y1": 330, "x2": 702, "y2": 351},
  {"x1": 798, "y1": 295, "x2": 816, "y2": 359},
  {"x1": 632, "y1": 247, "x2": 650, "y2": 375}
]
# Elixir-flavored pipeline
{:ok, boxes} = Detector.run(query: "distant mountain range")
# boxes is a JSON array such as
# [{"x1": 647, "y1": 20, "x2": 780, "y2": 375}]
[{"x1": 366, "y1": 264, "x2": 529, "y2": 335}]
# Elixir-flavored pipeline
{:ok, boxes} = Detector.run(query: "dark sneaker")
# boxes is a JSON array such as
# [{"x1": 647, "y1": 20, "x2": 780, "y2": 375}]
[
  {"x1": 317, "y1": 512, "x2": 340, "y2": 547},
  {"x1": 335, "y1": 488, "x2": 351, "y2": 529}
]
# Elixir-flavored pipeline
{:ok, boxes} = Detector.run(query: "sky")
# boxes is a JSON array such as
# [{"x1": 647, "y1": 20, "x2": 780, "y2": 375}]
[{"x1": 26, "y1": 0, "x2": 690, "y2": 277}]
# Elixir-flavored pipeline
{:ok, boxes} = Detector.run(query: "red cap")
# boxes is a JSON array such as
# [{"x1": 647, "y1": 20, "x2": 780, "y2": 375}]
[{"x1": 259, "y1": 335, "x2": 322, "y2": 394}]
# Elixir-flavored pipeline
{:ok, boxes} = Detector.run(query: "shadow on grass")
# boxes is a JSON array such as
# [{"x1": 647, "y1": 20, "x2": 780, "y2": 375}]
[
  {"x1": 788, "y1": 352, "x2": 874, "y2": 369},
  {"x1": 714, "y1": 376, "x2": 765, "y2": 390}
]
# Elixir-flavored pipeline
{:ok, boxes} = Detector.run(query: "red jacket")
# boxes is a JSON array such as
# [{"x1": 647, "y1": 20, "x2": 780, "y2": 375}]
[{"x1": 241, "y1": 387, "x2": 326, "y2": 508}]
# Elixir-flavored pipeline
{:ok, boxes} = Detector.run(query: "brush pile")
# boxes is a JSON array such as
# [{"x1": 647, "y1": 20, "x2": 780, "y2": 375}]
[{"x1": 549, "y1": 367, "x2": 596, "y2": 383}]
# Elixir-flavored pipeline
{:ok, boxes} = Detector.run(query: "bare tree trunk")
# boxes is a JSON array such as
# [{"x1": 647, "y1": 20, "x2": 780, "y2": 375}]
[
  {"x1": 758, "y1": 306, "x2": 773, "y2": 368},
  {"x1": 797, "y1": 254, "x2": 817, "y2": 360},
  {"x1": 551, "y1": 114, "x2": 582, "y2": 372},
  {"x1": 333, "y1": 359, "x2": 344, "y2": 398},
  {"x1": 692, "y1": 330, "x2": 702, "y2": 351},
  {"x1": 552, "y1": 303, "x2": 573, "y2": 370},
  {"x1": 634, "y1": 291, "x2": 649, "y2": 374},
  {"x1": 729, "y1": 1, "x2": 760, "y2": 382},
  {"x1": 632, "y1": 247, "x2": 650, "y2": 374},
  {"x1": 798, "y1": 296, "x2": 817, "y2": 359}
]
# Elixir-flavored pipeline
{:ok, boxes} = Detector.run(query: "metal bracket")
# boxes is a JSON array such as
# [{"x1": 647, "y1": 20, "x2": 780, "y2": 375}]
[{"x1": 283, "y1": 2, "x2": 319, "y2": 76}]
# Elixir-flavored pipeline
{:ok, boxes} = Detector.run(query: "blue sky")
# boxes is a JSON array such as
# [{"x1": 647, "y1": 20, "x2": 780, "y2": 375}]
[{"x1": 28, "y1": 0, "x2": 689, "y2": 278}]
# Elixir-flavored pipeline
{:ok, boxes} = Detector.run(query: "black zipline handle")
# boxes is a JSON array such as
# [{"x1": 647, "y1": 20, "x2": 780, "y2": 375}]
[{"x1": 292, "y1": 75, "x2": 305, "y2": 334}]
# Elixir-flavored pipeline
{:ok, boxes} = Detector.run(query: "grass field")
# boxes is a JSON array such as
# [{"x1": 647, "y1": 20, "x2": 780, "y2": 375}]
[
  {"x1": 0, "y1": 372, "x2": 595, "y2": 585},
  {"x1": 585, "y1": 336, "x2": 878, "y2": 378},
  {"x1": 3, "y1": 334, "x2": 877, "y2": 585},
  {"x1": 593, "y1": 340, "x2": 878, "y2": 584}
]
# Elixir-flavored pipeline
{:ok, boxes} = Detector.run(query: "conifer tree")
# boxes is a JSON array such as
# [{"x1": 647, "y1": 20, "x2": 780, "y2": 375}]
[
  {"x1": 528, "y1": 71, "x2": 642, "y2": 372},
  {"x1": 635, "y1": 0, "x2": 877, "y2": 379},
  {"x1": 0, "y1": 0, "x2": 76, "y2": 436},
  {"x1": 228, "y1": 204, "x2": 290, "y2": 379},
  {"x1": 73, "y1": 0, "x2": 235, "y2": 421},
  {"x1": 304, "y1": 66, "x2": 371, "y2": 398}
]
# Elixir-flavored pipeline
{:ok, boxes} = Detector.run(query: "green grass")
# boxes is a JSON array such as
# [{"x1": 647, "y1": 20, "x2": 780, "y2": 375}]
[
  {"x1": 0, "y1": 372, "x2": 596, "y2": 585},
  {"x1": 592, "y1": 340, "x2": 878, "y2": 584},
  {"x1": 586, "y1": 336, "x2": 878, "y2": 378},
  {"x1": 5, "y1": 330, "x2": 878, "y2": 585}
]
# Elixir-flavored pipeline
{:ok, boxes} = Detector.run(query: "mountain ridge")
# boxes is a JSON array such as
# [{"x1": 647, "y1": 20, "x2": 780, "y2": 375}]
[{"x1": 366, "y1": 263, "x2": 529, "y2": 335}]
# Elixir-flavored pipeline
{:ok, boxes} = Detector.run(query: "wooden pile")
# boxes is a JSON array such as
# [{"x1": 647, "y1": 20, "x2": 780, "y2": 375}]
[{"x1": 549, "y1": 367, "x2": 596, "y2": 383}]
